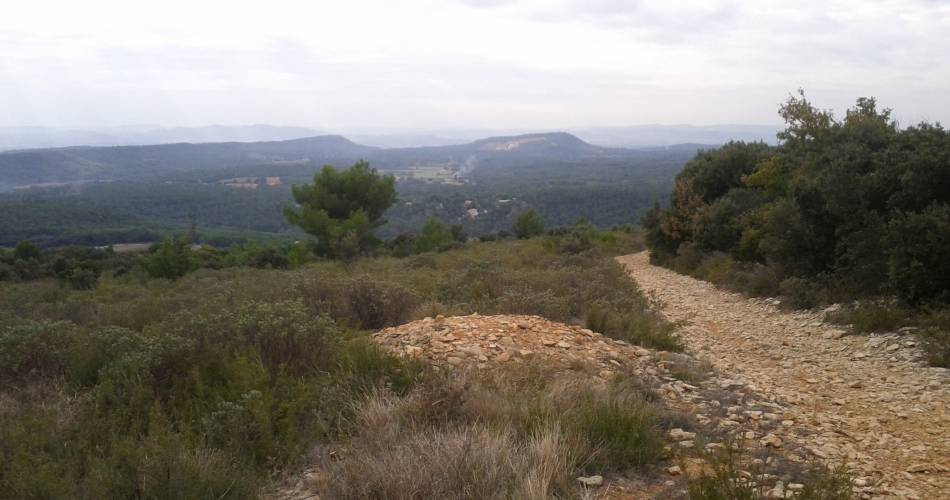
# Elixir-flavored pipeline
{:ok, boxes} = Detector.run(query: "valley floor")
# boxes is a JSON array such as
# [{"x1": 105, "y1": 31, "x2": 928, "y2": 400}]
[{"x1": 618, "y1": 252, "x2": 950, "y2": 499}]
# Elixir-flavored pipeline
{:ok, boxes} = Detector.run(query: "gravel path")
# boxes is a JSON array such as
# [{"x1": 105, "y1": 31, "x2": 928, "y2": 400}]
[{"x1": 618, "y1": 252, "x2": 950, "y2": 499}]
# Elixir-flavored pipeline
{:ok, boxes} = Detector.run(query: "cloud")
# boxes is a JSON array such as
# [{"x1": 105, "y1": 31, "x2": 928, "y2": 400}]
[{"x1": 0, "y1": 0, "x2": 948, "y2": 128}]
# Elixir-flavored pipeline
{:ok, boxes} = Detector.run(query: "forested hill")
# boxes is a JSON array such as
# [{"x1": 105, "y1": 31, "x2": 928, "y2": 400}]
[
  {"x1": 0, "y1": 132, "x2": 700, "y2": 246},
  {"x1": 0, "y1": 135, "x2": 376, "y2": 189},
  {"x1": 0, "y1": 132, "x2": 680, "y2": 190}
]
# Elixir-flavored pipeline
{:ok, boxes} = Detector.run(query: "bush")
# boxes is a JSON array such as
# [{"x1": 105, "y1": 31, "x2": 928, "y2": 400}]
[
  {"x1": 693, "y1": 252, "x2": 737, "y2": 284},
  {"x1": 315, "y1": 364, "x2": 663, "y2": 498},
  {"x1": 688, "y1": 445, "x2": 853, "y2": 500},
  {"x1": 513, "y1": 209, "x2": 545, "y2": 239},
  {"x1": 0, "y1": 299, "x2": 419, "y2": 498},
  {"x1": 826, "y1": 302, "x2": 909, "y2": 333},
  {"x1": 568, "y1": 387, "x2": 663, "y2": 471},
  {"x1": 340, "y1": 276, "x2": 419, "y2": 329},
  {"x1": 413, "y1": 218, "x2": 457, "y2": 254},
  {"x1": 919, "y1": 327, "x2": 950, "y2": 368},
  {"x1": 886, "y1": 204, "x2": 950, "y2": 305},
  {"x1": 585, "y1": 303, "x2": 682, "y2": 352},
  {"x1": 641, "y1": 94, "x2": 950, "y2": 365},
  {"x1": 13, "y1": 240, "x2": 41, "y2": 261},
  {"x1": 0, "y1": 321, "x2": 77, "y2": 382},
  {"x1": 780, "y1": 277, "x2": 824, "y2": 309},
  {"x1": 0, "y1": 235, "x2": 673, "y2": 497},
  {"x1": 145, "y1": 236, "x2": 194, "y2": 280}
]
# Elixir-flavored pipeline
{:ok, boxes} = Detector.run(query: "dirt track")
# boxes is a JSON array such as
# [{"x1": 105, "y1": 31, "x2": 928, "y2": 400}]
[{"x1": 618, "y1": 252, "x2": 950, "y2": 499}]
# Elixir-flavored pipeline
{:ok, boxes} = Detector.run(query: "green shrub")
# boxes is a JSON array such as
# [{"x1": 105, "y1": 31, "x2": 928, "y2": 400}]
[
  {"x1": 340, "y1": 276, "x2": 419, "y2": 329},
  {"x1": 586, "y1": 302, "x2": 682, "y2": 352},
  {"x1": 746, "y1": 264, "x2": 782, "y2": 297},
  {"x1": 780, "y1": 277, "x2": 824, "y2": 309},
  {"x1": 145, "y1": 236, "x2": 194, "y2": 280},
  {"x1": 886, "y1": 204, "x2": 950, "y2": 305},
  {"x1": 688, "y1": 446, "x2": 853, "y2": 500},
  {"x1": 694, "y1": 252, "x2": 737, "y2": 284},
  {"x1": 413, "y1": 218, "x2": 458, "y2": 254},
  {"x1": 513, "y1": 209, "x2": 545, "y2": 239},
  {"x1": 569, "y1": 390, "x2": 662, "y2": 471},
  {"x1": 828, "y1": 302, "x2": 909, "y2": 333},
  {"x1": 13, "y1": 240, "x2": 41, "y2": 261},
  {"x1": 919, "y1": 328, "x2": 950, "y2": 368},
  {"x1": 0, "y1": 321, "x2": 77, "y2": 382},
  {"x1": 0, "y1": 235, "x2": 673, "y2": 497}
]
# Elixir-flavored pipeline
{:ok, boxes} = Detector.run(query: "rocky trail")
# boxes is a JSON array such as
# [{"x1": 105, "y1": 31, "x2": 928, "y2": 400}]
[
  {"x1": 276, "y1": 253, "x2": 948, "y2": 500},
  {"x1": 617, "y1": 251, "x2": 950, "y2": 499}
]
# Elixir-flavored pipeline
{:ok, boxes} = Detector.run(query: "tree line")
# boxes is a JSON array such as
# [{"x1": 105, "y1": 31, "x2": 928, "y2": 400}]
[{"x1": 642, "y1": 91, "x2": 950, "y2": 306}]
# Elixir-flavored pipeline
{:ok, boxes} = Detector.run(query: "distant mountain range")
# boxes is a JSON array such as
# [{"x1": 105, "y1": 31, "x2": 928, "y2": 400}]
[
  {"x1": 0, "y1": 125, "x2": 325, "y2": 151},
  {"x1": 0, "y1": 131, "x2": 702, "y2": 191},
  {"x1": 0, "y1": 123, "x2": 780, "y2": 152},
  {"x1": 0, "y1": 131, "x2": 704, "y2": 246},
  {"x1": 571, "y1": 125, "x2": 779, "y2": 148}
]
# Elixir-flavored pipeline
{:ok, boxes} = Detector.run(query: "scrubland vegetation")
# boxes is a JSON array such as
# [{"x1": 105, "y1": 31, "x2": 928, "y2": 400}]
[
  {"x1": 643, "y1": 93, "x2": 950, "y2": 366},
  {"x1": 318, "y1": 363, "x2": 666, "y2": 499},
  {"x1": 0, "y1": 227, "x2": 693, "y2": 498}
]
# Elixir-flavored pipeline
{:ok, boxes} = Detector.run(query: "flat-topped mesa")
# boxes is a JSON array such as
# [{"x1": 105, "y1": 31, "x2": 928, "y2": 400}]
[{"x1": 372, "y1": 314, "x2": 652, "y2": 377}]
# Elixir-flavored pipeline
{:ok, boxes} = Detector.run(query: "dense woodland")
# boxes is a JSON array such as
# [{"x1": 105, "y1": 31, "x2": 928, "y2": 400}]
[
  {"x1": 0, "y1": 140, "x2": 692, "y2": 247},
  {"x1": 643, "y1": 93, "x2": 950, "y2": 366}
]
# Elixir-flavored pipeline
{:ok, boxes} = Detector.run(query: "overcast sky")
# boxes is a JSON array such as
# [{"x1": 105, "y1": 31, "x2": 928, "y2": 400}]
[{"x1": 2, "y1": 0, "x2": 948, "y2": 130}]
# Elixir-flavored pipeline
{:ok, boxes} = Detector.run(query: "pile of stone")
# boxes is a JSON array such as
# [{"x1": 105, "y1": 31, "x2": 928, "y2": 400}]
[{"x1": 372, "y1": 313, "x2": 652, "y2": 379}]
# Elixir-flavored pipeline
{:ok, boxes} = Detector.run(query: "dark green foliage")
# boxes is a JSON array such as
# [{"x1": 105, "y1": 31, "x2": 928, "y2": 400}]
[
  {"x1": 284, "y1": 161, "x2": 397, "y2": 258},
  {"x1": 251, "y1": 246, "x2": 291, "y2": 269},
  {"x1": 412, "y1": 218, "x2": 457, "y2": 253},
  {"x1": 513, "y1": 209, "x2": 545, "y2": 239},
  {"x1": 885, "y1": 204, "x2": 950, "y2": 305},
  {"x1": 0, "y1": 245, "x2": 133, "y2": 288},
  {"x1": 144, "y1": 236, "x2": 194, "y2": 279},
  {"x1": 0, "y1": 140, "x2": 693, "y2": 248},
  {"x1": 643, "y1": 93, "x2": 950, "y2": 305},
  {"x1": 13, "y1": 240, "x2": 41, "y2": 261}
]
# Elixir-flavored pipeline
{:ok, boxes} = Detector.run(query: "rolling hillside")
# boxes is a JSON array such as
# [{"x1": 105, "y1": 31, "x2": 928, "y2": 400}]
[
  {"x1": 0, "y1": 132, "x2": 685, "y2": 191},
  {"x1": 0, "y1": 132, "x2": 700, "y2": 246}
]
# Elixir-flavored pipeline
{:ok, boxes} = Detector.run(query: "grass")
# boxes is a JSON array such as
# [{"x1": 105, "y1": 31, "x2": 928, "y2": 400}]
[
  {"x1": 0, "y1": 233, "x2": 682, "y2": 498},
  {"x1": 1, "y1": 232, "x2": 867, "y2": 497},
  {"x1": 664, "y1": 352, "x2": 715, "y2": 384},
  {"x1": 825, "y1": 303, "x2": 950, "y2": 367},
  {"x1": 687, "y1": 442, "x2": 854, "y2": 500},
  {"x1": 313, "y1": 362, "x2": 665, "y2": 499},
  {"x1": 825, "y1": 301, "x2": 911, "y2": 333}
]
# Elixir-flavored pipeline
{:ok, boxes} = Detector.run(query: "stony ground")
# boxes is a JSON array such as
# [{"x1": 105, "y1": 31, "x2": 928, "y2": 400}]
[
  {"x1": 278, "y1": 312, "x2": 879, "y2": 499},
  {"x1": 617, "y1": 251, "x2": 950, "y2": 500},
  {"x1": 274, "y1": 252, "x2": 949, "y2": 499},
  {"x1": 372, "y1": 313, "x2": 655, "y2": 377}
]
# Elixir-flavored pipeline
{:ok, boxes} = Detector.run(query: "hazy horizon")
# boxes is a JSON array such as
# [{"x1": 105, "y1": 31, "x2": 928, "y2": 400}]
[
  {"x1": 3, "y1": 0, "x2": 949, "y2": 130},
  {"x1": 0, "y1": 123, "x2": 785, "y2": 150}
]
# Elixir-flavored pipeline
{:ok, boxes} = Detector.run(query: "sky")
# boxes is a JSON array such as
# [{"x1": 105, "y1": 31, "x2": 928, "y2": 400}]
[{"x1": 2, "y1": 0, "x2": 949, "y2": 130}]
